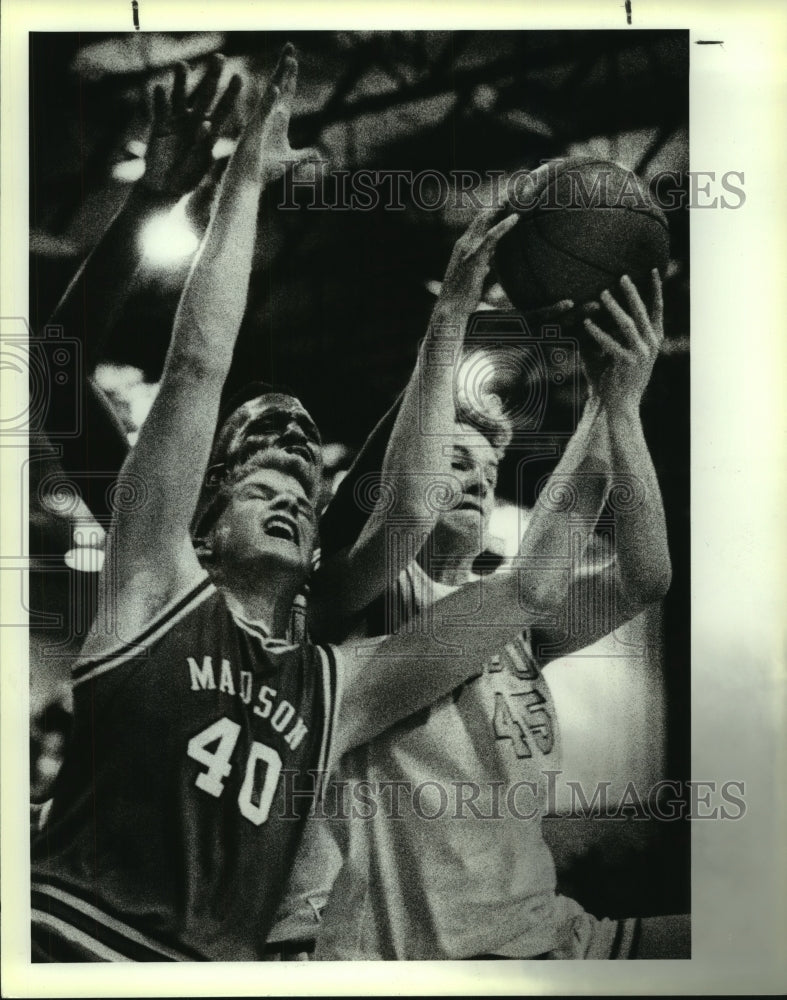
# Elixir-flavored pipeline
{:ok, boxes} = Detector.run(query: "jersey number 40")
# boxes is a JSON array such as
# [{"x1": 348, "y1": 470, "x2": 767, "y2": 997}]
[{"x1": 187, "y1": 716, "x2": 282, "y2": 826}]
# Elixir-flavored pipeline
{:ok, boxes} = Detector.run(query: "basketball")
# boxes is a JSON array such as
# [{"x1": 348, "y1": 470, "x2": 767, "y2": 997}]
[{"x1": 494, "y1": 158, "x2": 670, "y2": 313}]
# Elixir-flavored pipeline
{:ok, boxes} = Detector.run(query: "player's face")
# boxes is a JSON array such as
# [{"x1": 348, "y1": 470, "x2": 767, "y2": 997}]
[
  {"x1": 212, "y1": 395, "x2": 323, "y2": 501},
  {"x1": 436, "y1": 422, "x2": 499, "y2": 552},
  {"x1": 211, "y1": 467, "x2": 318, "y2": 577}
]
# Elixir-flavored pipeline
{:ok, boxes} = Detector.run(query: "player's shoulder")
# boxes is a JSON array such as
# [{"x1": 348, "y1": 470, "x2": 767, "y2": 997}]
[{"x1": 73, "y1": 569, "x2": 216, "y2": 687}]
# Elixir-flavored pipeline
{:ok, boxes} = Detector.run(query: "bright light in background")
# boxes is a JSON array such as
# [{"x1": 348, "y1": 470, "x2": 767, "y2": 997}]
[
  {"x1": 65, "y1": 520, "x2": 106, "y2": 571},
  {"x1": 92, "y1": 364, "x2": 159, "y2": 445},
  {"x1": 488, "y1": 500, "x2": 529, "y2": 559},
  {"x1": 64, "y1": 547, "x2": 105, "y2": 573},
  {"x1": 39, "y1": 491, "x2": 108, "y2": 573},
  {"x1": 110, "y1": 140, "x2": 149, "y2": 183},
  {"x1": 139, "y1": 195, "x2": 200, "y2": 267},
  {"x1": 112, "y1": 158, "x2": 146, "y2": 183},
  {"x1": 211, "y1": 137, "x2": 237, "y2": 160}
]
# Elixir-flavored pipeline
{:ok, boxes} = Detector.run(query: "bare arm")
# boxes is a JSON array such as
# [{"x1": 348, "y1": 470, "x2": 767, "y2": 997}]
[
  {"x1": 82, "y1": 45, "x2": 311, "y2": 654},
  {"x1": 514, "y1": 392, "x2": 610, "y2": 612},
  {"x1": 528, "y1": 270, "x2": 672, "y2": 658},
  {"x1": 591, "y1": 272, "x2": 672, "y2": 603},
  {"x1": 309, "y1": 208, "x2": 521, "y2": 638},
  {"x1": 333, "y1": 352, "x2": 671, "y2": 756},
  {"x1": 328, "y1": 275, "x2": 671, "y2": 754},
  {"x1": 330, "y1": 563, "x2": 525, "y2": 757}
]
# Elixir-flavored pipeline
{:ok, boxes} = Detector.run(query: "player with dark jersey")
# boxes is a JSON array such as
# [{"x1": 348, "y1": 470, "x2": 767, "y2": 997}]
[
  {"x1": 29, "y1": 49, "x2": 336, "y2": 960},
  {"x1": 30, "y1": 46, "x2": 526, "y2": 962},
  {"x1": 31, "y1": 574, "x2": 338, "y2": 961}
]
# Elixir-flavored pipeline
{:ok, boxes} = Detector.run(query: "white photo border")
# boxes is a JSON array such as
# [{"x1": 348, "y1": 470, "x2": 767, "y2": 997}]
[{"x1": 2, "y1": 0, "x2": 786, "y2": 995}]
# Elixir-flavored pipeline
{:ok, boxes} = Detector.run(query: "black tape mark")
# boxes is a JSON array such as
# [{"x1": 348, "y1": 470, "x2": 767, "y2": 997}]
[
  {"x1": 625, "y1": 1, "x2": 632, "y2": 25},
  {"x1": 696, "y1": 40, "x2": 724, "y2": 46},
  {"x1": 132, "y1": 0, "x2": 140, "y2": 30}
]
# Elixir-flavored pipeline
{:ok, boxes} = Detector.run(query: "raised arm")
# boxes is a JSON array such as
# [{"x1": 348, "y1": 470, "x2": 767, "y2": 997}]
[
  {"x1": 82, "y1": 45, "x2": 312, "y2": 652},
  {"x1": 587, "y1": 271, "x2": 672, "y2": 602},
  {"x1": 329, "y1": 272, "x2": 671, "y2": 756},
  {"x1": 309, "y1": 208, "x2": 520, "y2": 639},
  {"x1": 513, "y1": 390, "x2": 609, "y2": 613},
  {"x1": 42, "y1": 58, "x2": 241, "y2": 515},
  {"x1": 329, "y1": 400, "x2": 610, "y2": 756},
  {"x1": 527, "y1": 269, "x2": 672, "y2": 658}
]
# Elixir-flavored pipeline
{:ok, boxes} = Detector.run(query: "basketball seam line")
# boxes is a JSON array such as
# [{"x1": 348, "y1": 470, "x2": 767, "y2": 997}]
[
  {"x1": 532, "y1": 214, "x2": 619, "y2": 282},
  {"x1": 528, "y1": 208, "x2": 666, "y2": 281},
  {"x1": 523, "y1": 199, "x2": 670, "y2": 233}
]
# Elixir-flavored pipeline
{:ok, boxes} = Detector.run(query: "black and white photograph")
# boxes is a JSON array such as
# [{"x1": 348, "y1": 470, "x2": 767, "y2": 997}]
[{"x1": 1, "y1": 1, "x2": 785, "y2": 996}]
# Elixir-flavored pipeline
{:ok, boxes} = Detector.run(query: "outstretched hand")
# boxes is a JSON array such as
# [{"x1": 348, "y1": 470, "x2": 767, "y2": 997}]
[
  {"x1": 142, "y1": 53, "x2": 242, "y2": 199},
  {"x1": 436, "y1": 206, "x2": 575, "y2": 331},
  {"x1": 437, "y1": 206, "x2": 523, "y2": 317},
  {"x1": 582, "y1": 270, "x2": 664, "y2": 410},
  {"x1": 233, "y1": 43, "x2": 322, "y2": 186}
]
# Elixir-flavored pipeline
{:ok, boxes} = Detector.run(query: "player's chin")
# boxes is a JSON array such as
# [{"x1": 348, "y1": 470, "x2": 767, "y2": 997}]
[
  {"x1": 438, "y1": 509, "x2": 485, "y2": 546},
  {"x1": 230, "y1": 535, "x2": 311, "y2": 577},
  {"x1": 258, "y1": 535, "x2": 310, "y2": 566},
  {"x1": 265, "y1": 448, "x2": 322, "y2": 500},
  {"x1": 444, "y1": 503, "x2": 489, "y2": 524}
]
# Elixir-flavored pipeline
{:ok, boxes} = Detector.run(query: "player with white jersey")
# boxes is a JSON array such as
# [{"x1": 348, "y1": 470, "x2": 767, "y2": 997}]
[
  {"x1": 313, "y1": 267, "x2": 687, "y2": 959},
  {"x1": 29, "y1": 46, "x2": 538, "y2": 963}
]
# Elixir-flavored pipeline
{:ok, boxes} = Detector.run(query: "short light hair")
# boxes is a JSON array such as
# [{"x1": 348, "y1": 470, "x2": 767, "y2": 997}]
[{"x1": 455, "y1": 400, "x2": 513, "y2": 456}]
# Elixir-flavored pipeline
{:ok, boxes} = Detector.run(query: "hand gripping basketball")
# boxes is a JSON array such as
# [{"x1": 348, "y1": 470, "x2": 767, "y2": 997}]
[
  {"x1": 582, "y1": 270, "x2": 664, "y2": 408},
  {"x1": 436, "y1": 206, "x2": 522, "y2": 318}
]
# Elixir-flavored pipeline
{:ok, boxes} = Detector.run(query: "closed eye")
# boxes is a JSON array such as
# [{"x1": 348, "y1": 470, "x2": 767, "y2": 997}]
[
  {"x1": 241, "y1": 484, "x2": 312, "y2": 515},
  {"x1": 245, "y1": 415, "x2": 282, "y2": 436},
  {"x1": 241, "y1": 484, "x2": 276, "y2": 501},
  {"x1": 296, "y1": 498, "x2": 315, "y2": 520},
  {"x1": 451, "y1": 446, "x2": 473, "y2": 472},
  {"x1": 295, "y1": 417, "x2": 321, "y2": 448}
]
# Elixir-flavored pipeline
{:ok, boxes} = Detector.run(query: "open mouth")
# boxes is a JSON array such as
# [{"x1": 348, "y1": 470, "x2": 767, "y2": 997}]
[
  {"x1": 240, "y1": 438, "x2": 315, "y2": 466},
  {"x1": 236, "y1": 437, "x2": 315, "y2": 466},
  {"x1": 456, "y1": 499, "x2": 482, "y2": 514},
  {"x1": 283, "y1": 443, "x2": 315, "y2": 463},
  {"x1": 263, "y1": 515, "x2": 299, "y2": 544}
]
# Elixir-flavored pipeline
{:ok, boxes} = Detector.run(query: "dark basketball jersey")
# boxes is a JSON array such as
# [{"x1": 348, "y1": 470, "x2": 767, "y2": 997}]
[{"x1": 31, "y1": 572, "x2": 339, "y2": 961}]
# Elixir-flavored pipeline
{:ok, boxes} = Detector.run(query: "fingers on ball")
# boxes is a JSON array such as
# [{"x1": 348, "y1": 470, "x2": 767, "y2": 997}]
[{"x1": 583, "y1": 317, "x2": 629, "y2": 359}]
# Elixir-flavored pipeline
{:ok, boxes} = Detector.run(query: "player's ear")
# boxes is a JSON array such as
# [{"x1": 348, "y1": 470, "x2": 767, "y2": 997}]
[{"x1": 194, "y1": 510, "x2": 225, "y2": 563}]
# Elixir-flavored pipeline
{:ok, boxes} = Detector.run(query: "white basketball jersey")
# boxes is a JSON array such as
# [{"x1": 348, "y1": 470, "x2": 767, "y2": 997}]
[{"x1": 316, "y1": 560, "x2": 564, "y2": 960}]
